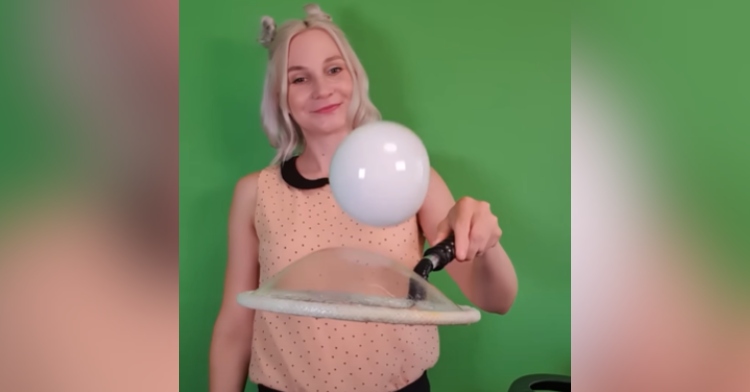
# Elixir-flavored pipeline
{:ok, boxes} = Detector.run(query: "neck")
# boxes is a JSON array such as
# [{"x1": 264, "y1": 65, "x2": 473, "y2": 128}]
[{"x1": 296, "y1": 129, "x2": 350, "y2": 178}]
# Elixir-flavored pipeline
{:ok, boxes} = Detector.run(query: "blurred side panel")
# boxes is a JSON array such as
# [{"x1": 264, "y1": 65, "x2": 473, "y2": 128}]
[
  {"x1": 573, "y1": 0, "x2": 750, "y2": 391},
  {"x1": 0, "y1": 1, "x2": 179, "y2": 391}
]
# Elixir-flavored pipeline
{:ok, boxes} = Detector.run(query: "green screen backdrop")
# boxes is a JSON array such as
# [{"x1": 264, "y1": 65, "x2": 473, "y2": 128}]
[{"x1": 180, "y1": 1, "x2": 570, "y2": 391}]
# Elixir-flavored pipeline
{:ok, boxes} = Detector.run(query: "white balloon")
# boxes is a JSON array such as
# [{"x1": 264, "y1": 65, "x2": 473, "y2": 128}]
[{"x1": 329, "y1": 121, "x2": 431, "y2": 227}]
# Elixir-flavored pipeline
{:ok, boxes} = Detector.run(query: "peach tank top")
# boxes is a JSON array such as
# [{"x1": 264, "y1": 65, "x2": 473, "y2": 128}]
[{"x1": 248, "y1": 162, "x2": 440, "y2": 392}]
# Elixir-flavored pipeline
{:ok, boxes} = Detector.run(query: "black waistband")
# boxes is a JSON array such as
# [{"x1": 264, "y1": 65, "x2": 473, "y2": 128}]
[{"x1": 257, "y1": 371, "x2": 430, "y2": 392}]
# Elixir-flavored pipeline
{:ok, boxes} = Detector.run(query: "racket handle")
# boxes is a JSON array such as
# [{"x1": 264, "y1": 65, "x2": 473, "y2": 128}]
[
  {"x1": 412, "y1": 232, "x2": 456, "y2": 280},
  {"x1": 423, "y1": 232, "x2": 456, "y2": 272},
  {"x1": 409, "y1": 233, "x2": 456, "y2": 300}
]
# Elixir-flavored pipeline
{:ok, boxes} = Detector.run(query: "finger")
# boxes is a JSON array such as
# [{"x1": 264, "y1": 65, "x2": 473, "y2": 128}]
[
  {"x1": 466, "y1": 215, "x2": 486, "y2": 261},
  {"x1": 488, "y1": 224, "x2": 502, "y2": 250},
  {"x1": 453, "y1": 211, "x2": 472, "y2": 261},
  {"x1": 466, "y1": 243, "x2": 481, "y2": 261},
  {"x1": 487, "y1": 215, "x2": 503, "y2": 249},
  {"x1": 433, "y1": 218, "x2": 452, "y2": 245},
  {"x1": 485, "y1": 216, "x2": 501, "y2": 249}
]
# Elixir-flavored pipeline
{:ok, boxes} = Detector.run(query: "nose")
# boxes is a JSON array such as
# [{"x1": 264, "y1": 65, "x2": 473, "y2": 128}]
[{"x1": 312, "y1": 78, "x2": 333, "y2": 99}]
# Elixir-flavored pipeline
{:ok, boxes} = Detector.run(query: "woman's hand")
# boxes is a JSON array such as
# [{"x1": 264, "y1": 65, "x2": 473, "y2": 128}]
[{"x1": 434, "y1": 196, "x2": 502, "y2": 262}]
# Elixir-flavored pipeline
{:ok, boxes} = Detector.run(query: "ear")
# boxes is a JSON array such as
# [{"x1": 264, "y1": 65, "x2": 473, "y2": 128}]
[
  {"x1": 304, "y1": 3, "x2": 332, "y2": 21},
  {"x1": 259, "y1": 16, "x2": 276, "y2": 48}
]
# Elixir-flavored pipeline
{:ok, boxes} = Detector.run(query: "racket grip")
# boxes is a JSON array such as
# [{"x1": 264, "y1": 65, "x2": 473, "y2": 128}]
[
  {"x1": 412, "y1": 232, "x2": 456, "y2": 281},
  {"x1": 423, "y1": 232, "x2": 456, "y2": 272},
  {"x1": 409, "y1": 233, "x2": 456, "y2": 300}
]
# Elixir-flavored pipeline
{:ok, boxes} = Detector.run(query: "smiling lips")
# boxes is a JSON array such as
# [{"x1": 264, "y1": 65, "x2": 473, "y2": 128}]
[{"x1": 313, "y1": 103, "x2": 341, "y2": 114}]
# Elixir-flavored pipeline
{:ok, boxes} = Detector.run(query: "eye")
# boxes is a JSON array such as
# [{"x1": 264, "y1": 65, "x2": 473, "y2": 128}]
[
  {"x1": 329, "y1": 66, "x2": 343, "y2": 75},
  {"x1": 291, "y1": 76, "x2": 306, "y2": 84}
]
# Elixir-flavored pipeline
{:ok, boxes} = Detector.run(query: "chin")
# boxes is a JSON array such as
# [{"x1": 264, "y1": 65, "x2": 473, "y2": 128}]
[{"x1": 308, "y1": 117, "x2": 350, "y2": 135}]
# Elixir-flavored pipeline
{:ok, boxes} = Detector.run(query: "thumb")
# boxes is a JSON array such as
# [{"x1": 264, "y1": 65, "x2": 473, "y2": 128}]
[{"x1": 433, "y1": 219, "x2": 452, "y2": 245}]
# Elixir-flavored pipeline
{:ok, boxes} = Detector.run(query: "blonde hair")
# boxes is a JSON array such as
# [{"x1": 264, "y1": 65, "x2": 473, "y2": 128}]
[{"x1": 258, "y1": 4, "x2": 381, "y2": 165}]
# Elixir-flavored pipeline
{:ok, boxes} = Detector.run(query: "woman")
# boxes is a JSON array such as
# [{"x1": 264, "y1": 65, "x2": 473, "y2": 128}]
[{"x1": 209, "y1": 4, "x2": 518, "y2": 392}]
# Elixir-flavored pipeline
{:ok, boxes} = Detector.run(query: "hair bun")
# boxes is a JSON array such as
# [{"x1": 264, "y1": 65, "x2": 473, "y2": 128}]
[
  {"x1": 259, "y1": 16, "x2": 276, "y2": 48},
  {"x1": 304, "y1": 3, "x2": 332, "y2": 21}
]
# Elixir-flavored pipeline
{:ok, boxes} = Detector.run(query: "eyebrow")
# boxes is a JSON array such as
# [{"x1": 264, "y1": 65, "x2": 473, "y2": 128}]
[{"x1": 287, "y1": 55, "x2": 344, "y2": 72}]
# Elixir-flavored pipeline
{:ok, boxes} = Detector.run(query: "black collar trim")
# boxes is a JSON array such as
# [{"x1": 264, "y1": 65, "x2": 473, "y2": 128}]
[{"x1": 280, "y1": 156, "x2": 329, "y2": 190}]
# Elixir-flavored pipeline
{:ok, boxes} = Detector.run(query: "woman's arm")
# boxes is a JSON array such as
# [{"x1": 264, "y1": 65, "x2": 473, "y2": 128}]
[
  {"x1": 209, "y1": 173, "x2": 261, "y2": 392},
  {"x1": 417, "y1": 168, "x2": 518, "y2": 314}
]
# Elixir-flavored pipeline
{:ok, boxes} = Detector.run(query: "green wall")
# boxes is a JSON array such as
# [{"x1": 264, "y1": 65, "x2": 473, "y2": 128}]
[{"x1": 180, "y1": 0, "x2": 570, "y2": 391}]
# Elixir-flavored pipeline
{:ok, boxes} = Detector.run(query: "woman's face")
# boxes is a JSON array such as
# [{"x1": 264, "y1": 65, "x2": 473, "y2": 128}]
[{"x1": 286, "y1": 28, "x2": 353, "y2": 137}]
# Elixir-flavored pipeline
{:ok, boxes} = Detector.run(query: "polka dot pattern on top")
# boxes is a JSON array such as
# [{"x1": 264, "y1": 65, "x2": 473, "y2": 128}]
[{"x1": 248, "y1": 165, "x2": 440, "y2": 392}]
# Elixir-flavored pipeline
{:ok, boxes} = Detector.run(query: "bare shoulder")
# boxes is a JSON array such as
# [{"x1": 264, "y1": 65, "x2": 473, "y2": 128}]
[
  {"x1": 418, "y1": 167, "x2": 456, "y2": 244},
  {"x1": 234, "y1": 171, "x2": 262, "y2": 198},
  {"x1": 428, "y1": 166, "x2": 448, "y2": 187},
  {"x1": 229, "y1": 171, "x2": 264, "y2": 221},
  {"x1": 423, "y1": 166, "x2": 454, "y2": 206}
]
